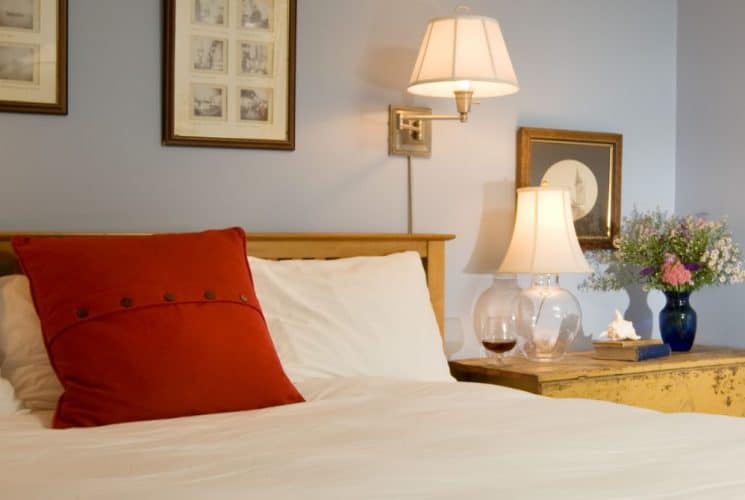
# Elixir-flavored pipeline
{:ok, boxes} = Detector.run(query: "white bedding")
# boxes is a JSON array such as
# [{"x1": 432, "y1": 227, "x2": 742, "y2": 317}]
[{"x1": 2, "y1": 378, "x2": 745, "y2": 499}]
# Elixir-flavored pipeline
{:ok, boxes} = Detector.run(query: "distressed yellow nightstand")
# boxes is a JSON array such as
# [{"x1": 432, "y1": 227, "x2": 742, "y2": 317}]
[{"x1": 449, "y1": 346, "x2": 745, "y2": 416}]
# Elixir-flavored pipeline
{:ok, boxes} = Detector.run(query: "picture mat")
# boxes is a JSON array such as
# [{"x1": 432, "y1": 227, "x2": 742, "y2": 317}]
[
  {"x1": 238, "y1": 40, "x2": 273, "y2": 76},
  {"x1": 239, "y1": 0, "x2": 273, "y2": 31},
  {"x1": 173, "y1": 0, "x2": 289, "y2": 141},
  {"x1": 0, "y1": 43, "x2": 38, "y2": 83},
  {"x1": 238, "y1": 86, "x2": 271, "y2": 122},
  {"x1": 190, "y1": 83, "x2": 227, "y2": 120},
  {"x1": 191, "y1": 35, "x2": 228, "y2": 74},
  {"x1": 0, "y1": 0, "x2": 38, "y2": 31},
  {"x1": 192, "y1": 0, "x2": 228, "y2": 27},
  {"x1": 0, "y1": 0, "x2": 56, "y2": 103}
]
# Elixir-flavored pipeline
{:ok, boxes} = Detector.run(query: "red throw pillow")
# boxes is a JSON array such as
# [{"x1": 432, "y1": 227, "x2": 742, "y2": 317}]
[{"x1": 13, "y1": 228, "x2": 303, "y2": 428}]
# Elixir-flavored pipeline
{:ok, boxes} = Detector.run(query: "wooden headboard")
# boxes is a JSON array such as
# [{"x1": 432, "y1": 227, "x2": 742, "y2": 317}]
[{"x1": 0, "y1": 232, "x2": 455, "y2": 337}]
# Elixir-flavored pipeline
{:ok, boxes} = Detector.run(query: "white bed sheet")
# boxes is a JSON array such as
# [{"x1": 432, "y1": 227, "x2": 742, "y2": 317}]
[{"x1": 2, "y1": 378, "x2": 745, "y2": 499}]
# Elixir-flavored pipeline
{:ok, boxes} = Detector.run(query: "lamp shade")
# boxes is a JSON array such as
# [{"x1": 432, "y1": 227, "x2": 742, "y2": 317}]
[
  {"x1": 498, "y1": 187, "x2": 592, "y2": 274},
  {"x1": 407, "y1": 13, "x2": 519, "y2": 98}
]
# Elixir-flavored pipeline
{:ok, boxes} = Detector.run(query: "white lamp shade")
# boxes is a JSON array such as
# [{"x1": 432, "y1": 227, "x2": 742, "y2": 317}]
[
  {"x1": 498, "y1": 187, "x2": 592, "y2": 274},
  {"x1": 407, "y1": 14, "x2": 519, "y2": 98}
]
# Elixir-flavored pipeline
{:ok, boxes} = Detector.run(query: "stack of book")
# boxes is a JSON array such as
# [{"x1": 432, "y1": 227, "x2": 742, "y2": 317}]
[{"x1": 592, "y1": 339, "x2": 672, "y2": 361}]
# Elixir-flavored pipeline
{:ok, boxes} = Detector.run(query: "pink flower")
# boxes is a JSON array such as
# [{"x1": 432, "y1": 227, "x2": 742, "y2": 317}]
[{"x1": 661, "y1": 258, "x2": 692, "y2": 287}]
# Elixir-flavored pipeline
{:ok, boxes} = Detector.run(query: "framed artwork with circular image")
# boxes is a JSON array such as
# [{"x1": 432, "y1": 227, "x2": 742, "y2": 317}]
[{"x1": 517, "y1": 127, "x2": 623, "y2": 250}]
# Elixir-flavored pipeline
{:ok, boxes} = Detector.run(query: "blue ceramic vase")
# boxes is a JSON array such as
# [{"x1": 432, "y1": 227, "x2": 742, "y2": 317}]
[{"x1": 659, "y1": 291, "x2": 697, "y2": 351}]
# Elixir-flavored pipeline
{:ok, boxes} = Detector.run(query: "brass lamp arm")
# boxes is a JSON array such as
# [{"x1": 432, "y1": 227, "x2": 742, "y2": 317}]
[
  {"x1": 398, "y1": 113, "x2": 467, "y2": 123},
  {"x1": 395, "y1": 89, "x2": 474, "y2": 139},
  {"x1": 397, "y1": 113, "x2": 467, "y2": 139}
]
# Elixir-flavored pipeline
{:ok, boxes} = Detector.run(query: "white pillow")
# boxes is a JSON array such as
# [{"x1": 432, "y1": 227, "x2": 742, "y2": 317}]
[
  {"x1": 249, "y1": 251, "x2": 453, "y2": 383},
  {"x1": 0, "y1": 369, "x2": 23, "y2": 416},
  {"x1": 0, "y1": 275, "x2": 63, "y2": 411}
]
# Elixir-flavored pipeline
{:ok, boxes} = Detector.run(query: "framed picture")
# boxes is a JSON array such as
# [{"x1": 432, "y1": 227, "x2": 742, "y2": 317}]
[
  {"x1": 517, "y1": 127, "x2": 623, "y2": 250},
  {"x1": 0, "y1": 0, "x2": 67, "y2": 114},
  {"x1": 163, "y1": 0, "x2": 296, "y2": 150}
]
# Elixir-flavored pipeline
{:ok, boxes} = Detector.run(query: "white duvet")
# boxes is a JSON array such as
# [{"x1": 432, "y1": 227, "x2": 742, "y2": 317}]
[{"x1": 2, "y1": 378, "x2": 745, "y2": 499}]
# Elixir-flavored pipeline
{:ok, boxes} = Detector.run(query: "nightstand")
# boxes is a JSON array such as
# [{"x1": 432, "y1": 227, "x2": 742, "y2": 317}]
[{"x1": 450, "y1": 346, "x2": 745, "y2": 416}]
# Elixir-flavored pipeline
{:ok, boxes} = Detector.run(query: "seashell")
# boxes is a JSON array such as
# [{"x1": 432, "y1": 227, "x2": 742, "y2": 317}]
[{"x1": 599, "y1": 310, "x2": 640, "y2": 341}]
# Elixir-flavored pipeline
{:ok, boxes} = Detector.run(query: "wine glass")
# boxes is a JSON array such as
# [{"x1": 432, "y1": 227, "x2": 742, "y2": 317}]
[{"x1": 479, "y1": 316, "x2": 517, "y2": 366}]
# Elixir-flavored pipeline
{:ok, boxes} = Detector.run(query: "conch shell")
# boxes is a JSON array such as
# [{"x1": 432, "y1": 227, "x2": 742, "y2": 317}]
[{"x1": 599, "y1": 310, "x2": 640, "y2": 341}]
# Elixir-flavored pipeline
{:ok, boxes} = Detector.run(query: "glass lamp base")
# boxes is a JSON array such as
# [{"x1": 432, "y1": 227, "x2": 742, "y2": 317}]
[{"x1": 513, "y1": 274, "x2": 582, "y2": 362}]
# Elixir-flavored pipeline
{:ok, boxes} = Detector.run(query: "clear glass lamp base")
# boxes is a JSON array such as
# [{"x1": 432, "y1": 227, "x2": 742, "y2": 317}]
[{"x1": 513, "y1": 274, "x2": 582, "y2": 362}]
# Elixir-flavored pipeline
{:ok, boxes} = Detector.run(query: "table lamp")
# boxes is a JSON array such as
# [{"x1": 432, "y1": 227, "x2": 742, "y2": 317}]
[{"x1": 498, "y1": 186, "x2": 592, "y2": 361}]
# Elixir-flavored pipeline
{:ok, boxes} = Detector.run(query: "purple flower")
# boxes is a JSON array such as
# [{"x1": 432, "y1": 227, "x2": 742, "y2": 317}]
[
  {"x1": 639, "y1": 266, "x2": 656, "y2": 277},
  {"x1": 684, "y1": 262, "x2": 702, "y2": 272}
]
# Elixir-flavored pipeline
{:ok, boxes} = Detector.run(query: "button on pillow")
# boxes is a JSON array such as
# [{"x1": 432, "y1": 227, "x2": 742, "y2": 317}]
[{"x1": 13, "y1": 228, "x2": 303, "y2": 428}]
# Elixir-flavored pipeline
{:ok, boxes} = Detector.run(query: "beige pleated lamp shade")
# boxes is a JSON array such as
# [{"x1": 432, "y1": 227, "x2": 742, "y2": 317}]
[
  {"x1": 407, "y1": 13, "x2": 519, "y2": 98},
  {"x1": 498, "y1": 187, "x2": 592, "y2": 274}
]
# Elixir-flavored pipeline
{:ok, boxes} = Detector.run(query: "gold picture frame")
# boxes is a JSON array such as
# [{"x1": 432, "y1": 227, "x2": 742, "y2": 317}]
[
  {"x1": 0, "y1": 0, "x2": 67, "y2": 115},
  {"x1": 163, "y1": 0, "x2": 296, "y2": 150},
  {"x1": 517, "y1": 127, "x2": 623, "y2": 250}
]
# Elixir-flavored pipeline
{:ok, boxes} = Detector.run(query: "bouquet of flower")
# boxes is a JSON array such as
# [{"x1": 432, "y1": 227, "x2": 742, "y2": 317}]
[{"x1": 582, "y1": 208, "x2": 745, "y2": 293}]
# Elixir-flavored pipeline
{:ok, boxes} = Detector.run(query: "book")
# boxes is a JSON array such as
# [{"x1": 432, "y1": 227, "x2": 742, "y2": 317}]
[
  {"x1": 593, "y1": 343, "x2": 672, "y2": 361},
  {"x1": 592, "y1": 339, "x2": 662, "y2": 348}
]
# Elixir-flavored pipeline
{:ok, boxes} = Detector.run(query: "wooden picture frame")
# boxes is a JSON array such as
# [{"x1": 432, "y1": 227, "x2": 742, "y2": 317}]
[
  {"x1": 517, "y1": 127, "x2": 622, "y2": 250},
  {"x1": 0, "y1": 0, "x2": 67, "y2": 115},
  {"x1": 163, "y1": 0, "x2": 296, "y2": 150}
]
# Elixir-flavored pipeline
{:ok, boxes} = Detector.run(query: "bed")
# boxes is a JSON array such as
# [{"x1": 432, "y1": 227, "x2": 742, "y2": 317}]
[{"x1": 1, "y1": 232, "x2": 745, "y2": 499}]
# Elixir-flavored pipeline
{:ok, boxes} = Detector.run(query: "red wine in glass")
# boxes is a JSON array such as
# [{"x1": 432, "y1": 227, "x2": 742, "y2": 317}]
[
  {"x1": 482, "y1": 339, "x2": 517, "y2": 354},
  {"x1": 479, "y1": 317, "x2": 517, "y2": 365}
]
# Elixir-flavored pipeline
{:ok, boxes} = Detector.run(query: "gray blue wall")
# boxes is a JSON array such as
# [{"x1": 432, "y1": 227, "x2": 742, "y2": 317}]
[
  {"x1": 0, "y1": 0, "x2": 678, "y2": 357},
  {"x1": 676, "y1": 0, "x2": 745, "y2": 347}
]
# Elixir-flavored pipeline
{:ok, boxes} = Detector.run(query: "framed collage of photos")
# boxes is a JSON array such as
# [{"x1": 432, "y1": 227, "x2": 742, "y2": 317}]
[
  {"x1": 0, "y1": 0, "x2": 67, "y2": 114},
  {"x1": 163, "y1": 0, "x2": 296, "y2": 150}
]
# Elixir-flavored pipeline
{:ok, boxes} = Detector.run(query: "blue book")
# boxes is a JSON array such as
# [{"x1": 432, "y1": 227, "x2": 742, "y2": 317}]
[{"x1": 593, "y1": 343, "x2": 672, "y2": 361}]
